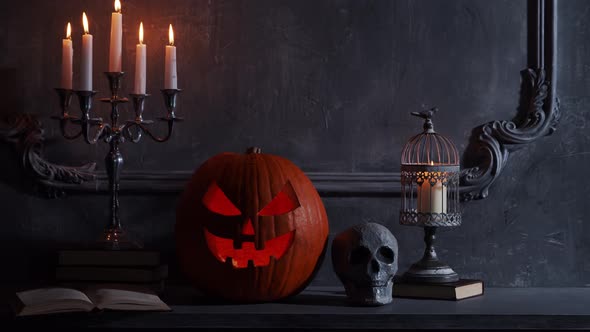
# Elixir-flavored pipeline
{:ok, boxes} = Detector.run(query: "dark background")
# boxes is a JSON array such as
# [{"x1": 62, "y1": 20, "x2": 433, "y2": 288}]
[{"x1": 0, "y1": 0, "x2": 586, "y2": 288}]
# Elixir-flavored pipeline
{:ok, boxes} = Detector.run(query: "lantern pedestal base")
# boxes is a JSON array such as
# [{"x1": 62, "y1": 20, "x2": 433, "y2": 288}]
[
  {"x1": 402, "y1": 259, "x2": 459, "y2": 284},
  {"x1": 401, "y1": 226, "x2": 459, "y2": 284}
]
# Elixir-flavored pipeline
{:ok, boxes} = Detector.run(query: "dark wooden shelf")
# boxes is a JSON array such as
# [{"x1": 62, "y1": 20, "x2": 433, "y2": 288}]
[{"x1": 4, "y1": 286, "x2": 590, "y2": 330}]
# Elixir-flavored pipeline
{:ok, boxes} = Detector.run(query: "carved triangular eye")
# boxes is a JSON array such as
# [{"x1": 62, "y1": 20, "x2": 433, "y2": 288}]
[
  {"x1": 258, "y1": 181, "x2": 301, "y2": 216},
  {"x1": 202, "y1": 182, "x2": 241, "y2": 216}
]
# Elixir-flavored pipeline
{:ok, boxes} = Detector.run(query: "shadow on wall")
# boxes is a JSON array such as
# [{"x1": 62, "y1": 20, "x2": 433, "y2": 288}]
[{"x1": 0, "y1": 67, "x2": 31, "y2": 195}]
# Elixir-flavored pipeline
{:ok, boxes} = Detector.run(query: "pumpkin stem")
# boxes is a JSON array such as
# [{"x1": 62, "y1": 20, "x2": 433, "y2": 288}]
[{"x1": 246, "y1": 147, "x2": 262, "y2": 154}]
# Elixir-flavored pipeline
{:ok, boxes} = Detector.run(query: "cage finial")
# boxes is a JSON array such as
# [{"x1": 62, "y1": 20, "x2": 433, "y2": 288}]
[{"x1": 411, "y1": 107, "x2": 438, "y2": 132}]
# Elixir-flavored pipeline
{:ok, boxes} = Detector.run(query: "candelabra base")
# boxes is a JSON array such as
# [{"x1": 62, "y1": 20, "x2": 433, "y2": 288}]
[{"x1": 98, "y1": 227, "x2": 143, "y2": 250}]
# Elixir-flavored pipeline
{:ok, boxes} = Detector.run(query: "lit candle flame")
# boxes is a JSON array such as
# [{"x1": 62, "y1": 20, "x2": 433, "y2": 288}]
[
  {"x1": 430, "y1": 160, "x2": 434, "y2": 166},
  {"x1": 66, "y1": 22, "x2": 71, "y2": 39},
  {"x1": 139, "y1": 22, "x2": 144, "y2": 44},
  {"x1": 114, "y1": 0, "x2": 121, "y2": 13},
  {"x1": 169, "y1": 24, "x2": 174, "y2": 46},
  {"x1": 82, "y1": 12, "x2": 89, "y2": 34}
]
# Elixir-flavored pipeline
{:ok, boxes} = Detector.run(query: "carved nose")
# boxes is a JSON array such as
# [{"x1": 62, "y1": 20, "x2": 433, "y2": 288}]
[
  {"x1": 370, "y1": 259, "x2": 380, "y2": 273},
  {"x1": 242, "y1": 218, "x2": 255, "y2": 235}
]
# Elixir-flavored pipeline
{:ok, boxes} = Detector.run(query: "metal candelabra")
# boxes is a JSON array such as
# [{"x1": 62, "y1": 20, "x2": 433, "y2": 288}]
[{"x1": 54, "y1": 72, "x2": 182, "y2": 250}]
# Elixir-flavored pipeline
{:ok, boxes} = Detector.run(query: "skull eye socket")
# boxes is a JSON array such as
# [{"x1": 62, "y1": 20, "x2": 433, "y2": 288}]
[
  {"x1": 377, "y1": 246, "x2": 394, "y2": 264},
  {"x1": 349, "y1": 246, "x2": 371, "y2": 265}
]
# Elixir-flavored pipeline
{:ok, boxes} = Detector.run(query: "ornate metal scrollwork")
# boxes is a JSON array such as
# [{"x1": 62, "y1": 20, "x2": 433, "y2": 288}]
[{"x1": 0, "y1": 113, "x2": 95, "y2": 197}]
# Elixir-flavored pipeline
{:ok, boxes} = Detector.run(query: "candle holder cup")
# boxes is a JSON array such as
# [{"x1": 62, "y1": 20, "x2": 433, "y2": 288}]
[
  {"x1": 54, "y1": 72, "x2": 181, "y2": 250},
  {"x1": 52, "y1": 88, "x2": 84, "y2": 140},
  {"x1": 399, "y1": 108, "x2": 461, "y2": 283},
  {"x1": 129, "y1": 93, "x2": 151, "y2": 123},
  {"x1": 54, "y1": 88, "x2": 74, "y2": 117}
]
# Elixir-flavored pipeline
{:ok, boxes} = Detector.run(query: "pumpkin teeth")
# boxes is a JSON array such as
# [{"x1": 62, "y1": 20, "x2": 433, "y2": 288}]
[{"x1": 204, "y1": 228, "x2": 295, "y2": 269}]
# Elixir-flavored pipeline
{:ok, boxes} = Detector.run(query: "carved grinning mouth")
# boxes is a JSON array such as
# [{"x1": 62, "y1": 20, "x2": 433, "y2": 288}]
[{"x1": 204, "y1": 228, "x2": 295, "y2": 268}]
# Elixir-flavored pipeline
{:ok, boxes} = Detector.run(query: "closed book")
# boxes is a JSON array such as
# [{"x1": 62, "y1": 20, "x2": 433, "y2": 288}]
[
  {"x1": 56, "y1": 265, "x2": 168, "y2": 283},
  {"x1": 393, "y1": 279, "x2": 484, "y2": 300},
  {"x1": 58, "y1": 250, "x2": 161, "y2": 267}
]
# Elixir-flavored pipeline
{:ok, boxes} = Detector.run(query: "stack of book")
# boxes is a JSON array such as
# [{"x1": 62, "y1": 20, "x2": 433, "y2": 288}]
[{"x1": 55, "y1": 250, "x2": 168, "y2": 293}]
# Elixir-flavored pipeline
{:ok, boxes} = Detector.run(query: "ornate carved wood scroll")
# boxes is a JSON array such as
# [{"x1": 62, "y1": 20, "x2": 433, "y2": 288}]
[
  {"x1": 0, "y1": 114, "x2": 96, "y2": 197},
  {"x1": 460, "y1": 0, "x2": 559, "y2": 200}
]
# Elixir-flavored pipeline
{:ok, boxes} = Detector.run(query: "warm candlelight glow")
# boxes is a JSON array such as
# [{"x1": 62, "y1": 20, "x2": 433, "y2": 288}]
[
  {"x1": 82, "y1": 12, "x2": 89, "y2": 34},
  {"x1": 114, "y1": 0, "x2": 121, "y2": 13},
  {"x1": 168, "y1": 24, "x2": 174, "y2": 46},
  {"x1": 430, "y1": 160, "x2": 434, "y2": 166},
  {"x1": 66, "y1": 22, "x2": 71, "y2": 39},
  {"x1": 139, "y1": 22, "x2": 144, "y2": 44}
]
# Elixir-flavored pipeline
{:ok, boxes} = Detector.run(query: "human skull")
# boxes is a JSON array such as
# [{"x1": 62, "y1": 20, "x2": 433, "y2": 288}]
[{"x1": 331, "y1": 222, "x2": 398, "y2": 306}]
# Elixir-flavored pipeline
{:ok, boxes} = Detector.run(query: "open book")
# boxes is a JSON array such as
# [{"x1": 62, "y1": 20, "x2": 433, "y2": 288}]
[{"x1": 13, "y1": 285, "x2": 171, "y2": 317}]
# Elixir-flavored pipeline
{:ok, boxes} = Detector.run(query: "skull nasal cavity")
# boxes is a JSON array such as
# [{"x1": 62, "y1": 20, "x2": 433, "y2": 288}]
[
  {"x1": 242, "y1": 219, "x2": 255, "y2": 235},
  {"x1": 371, "y1": 259, "x2": 380, "y2": 272}
]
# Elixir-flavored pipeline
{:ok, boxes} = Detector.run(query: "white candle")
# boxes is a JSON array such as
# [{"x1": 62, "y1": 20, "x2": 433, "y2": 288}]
[
  {"x1": 108, "y1": 0, "x2": 122, "y2": 72},
  {"x1": 80, "y1": 12, "x2": 93, "y2": 91},
  {"x1": 134, "y1": 22, "x2": 147, "y2": 94},
  {"x1": 417, "y1": 173, "x2": 447, "y2": 214},
  {"x1": 61, "y1": 23, "x2": 73, "y2": 90},
  {"x1": 164, "y1": 24, "x2": 177, "y2": 89}
]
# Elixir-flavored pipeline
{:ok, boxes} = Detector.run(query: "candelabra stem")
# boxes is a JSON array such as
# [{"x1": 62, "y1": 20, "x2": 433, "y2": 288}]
[
  {"x1": 105, "y1": 139, "x2": 123, "y2": 232},
  {"x1": 101, "y1": 137, "x2": 140, "y2": 250},
  {"x1": 98, "y1": 72, "x2": 137, "y2": 250}
]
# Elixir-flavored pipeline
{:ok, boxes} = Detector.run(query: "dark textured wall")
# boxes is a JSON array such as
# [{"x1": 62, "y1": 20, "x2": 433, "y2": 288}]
[{"x1": 0, "y1": 0, "x2": 585, "y2": 288}]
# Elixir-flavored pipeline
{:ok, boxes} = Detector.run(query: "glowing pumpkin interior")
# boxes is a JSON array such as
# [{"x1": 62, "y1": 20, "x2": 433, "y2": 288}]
[{"x1": 202, "y1": 180, "x2": 301, "y2": 268}]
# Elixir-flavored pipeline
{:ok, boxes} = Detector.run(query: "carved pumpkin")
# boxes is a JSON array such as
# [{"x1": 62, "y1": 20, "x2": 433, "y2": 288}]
[{"x1": 176, "y1": 147, "x2": 329, "y2": 302}]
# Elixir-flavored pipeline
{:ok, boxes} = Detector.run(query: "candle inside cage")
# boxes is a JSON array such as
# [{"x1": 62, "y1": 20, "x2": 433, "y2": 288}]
[{"x1": 416, "y1": 175, "x2": 448, "y2": 214}]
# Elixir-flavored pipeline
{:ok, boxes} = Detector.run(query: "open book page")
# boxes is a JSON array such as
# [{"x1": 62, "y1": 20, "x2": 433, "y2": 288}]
[
  {"x1": 85, "y1": 285, "x2": 171, "y2": 311},
  {"x1": 15, "y1": 288, "x2": 94, "y2": 316}
]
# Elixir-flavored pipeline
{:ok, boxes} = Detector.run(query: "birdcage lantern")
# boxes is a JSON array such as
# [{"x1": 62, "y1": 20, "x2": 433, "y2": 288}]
[{"x1": 399, "y1": 108, "x2": 461, "y2": 283}]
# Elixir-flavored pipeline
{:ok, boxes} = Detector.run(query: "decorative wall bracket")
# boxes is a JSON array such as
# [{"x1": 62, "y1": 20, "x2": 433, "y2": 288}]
[
  {"x1": 0, "y1": 113, "x2": 96, "y2": 198},
  {"x1": 459, "y1": 0, "x2": 559, "y2": 201}
]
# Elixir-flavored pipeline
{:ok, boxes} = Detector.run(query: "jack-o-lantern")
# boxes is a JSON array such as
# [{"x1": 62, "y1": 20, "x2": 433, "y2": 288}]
[{"x1": 176, "y1": 147, "x2": 329, "y2": 302}]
